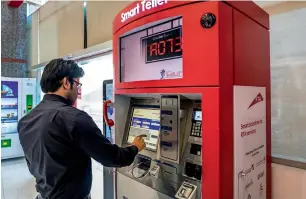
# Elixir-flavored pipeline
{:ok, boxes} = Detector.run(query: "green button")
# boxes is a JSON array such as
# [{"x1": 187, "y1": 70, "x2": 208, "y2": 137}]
[
  {"x1": 26, "y1": 95, "x2": 33, "y2": 114},
  {"x1": 1, "y1": 139, "x2": 12, "y2": 148}
]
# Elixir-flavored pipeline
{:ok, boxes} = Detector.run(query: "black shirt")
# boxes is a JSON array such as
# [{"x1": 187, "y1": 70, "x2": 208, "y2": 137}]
[{"x1": 18, "y1": 94, "x2": 138, "y2": 199}]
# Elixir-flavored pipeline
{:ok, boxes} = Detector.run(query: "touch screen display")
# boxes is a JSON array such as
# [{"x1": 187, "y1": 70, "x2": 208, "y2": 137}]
[{"x1": 127, "y1": 107, "x2": 160, "y2": 151}]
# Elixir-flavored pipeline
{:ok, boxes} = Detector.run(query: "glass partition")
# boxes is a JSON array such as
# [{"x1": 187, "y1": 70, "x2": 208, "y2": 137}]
[
  {"x1": 271, "y1": 7, "x2": 306, "y2": 164},
  {"x1": 35, "y1": 68, "x2": 44, "y2": 102},
  {"x1": 76, "y1": 53, "x2": 113, "y2": 131}
]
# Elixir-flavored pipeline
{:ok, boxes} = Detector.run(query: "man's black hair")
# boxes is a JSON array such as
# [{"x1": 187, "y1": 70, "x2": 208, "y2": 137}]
[{"x1": 40, "y1": 58, "x2": 84, "y2": 93}]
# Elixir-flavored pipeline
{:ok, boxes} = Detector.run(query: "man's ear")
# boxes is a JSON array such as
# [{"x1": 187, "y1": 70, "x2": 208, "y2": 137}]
[{"x1": 62, "y1": 77, "x2": 70, "y2": 90}]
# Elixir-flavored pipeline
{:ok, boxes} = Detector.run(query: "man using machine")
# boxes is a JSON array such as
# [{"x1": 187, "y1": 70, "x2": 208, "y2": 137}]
[{"x1": 17, "y1": 58, "x2": 146, "y2": 199}]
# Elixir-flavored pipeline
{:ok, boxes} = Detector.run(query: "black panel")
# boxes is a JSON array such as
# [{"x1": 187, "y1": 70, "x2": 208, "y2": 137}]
[{"x1": 143, "y1": 27, "x2": 182, "y2": 63}]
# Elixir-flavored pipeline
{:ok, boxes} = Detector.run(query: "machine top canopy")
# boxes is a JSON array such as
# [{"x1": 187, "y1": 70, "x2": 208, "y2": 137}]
[{"x1": 113, "y1": 0, "x2": 269, "y2": 34}]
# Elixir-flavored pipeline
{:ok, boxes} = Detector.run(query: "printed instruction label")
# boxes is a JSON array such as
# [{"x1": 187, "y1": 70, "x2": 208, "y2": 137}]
[{"x1": 234, "y1": 86, "x2": 266, "y2": 199}]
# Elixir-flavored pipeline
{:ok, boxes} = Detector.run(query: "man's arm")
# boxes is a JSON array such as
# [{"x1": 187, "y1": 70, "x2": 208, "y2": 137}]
[{"x1": 73, "y1": 112, "x2": 138, "y2": 167}]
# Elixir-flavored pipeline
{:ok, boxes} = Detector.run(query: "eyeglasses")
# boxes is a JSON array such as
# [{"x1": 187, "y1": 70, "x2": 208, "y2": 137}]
[{"x1": 73, "y1": 80, "x2": 82, "y2": 88}]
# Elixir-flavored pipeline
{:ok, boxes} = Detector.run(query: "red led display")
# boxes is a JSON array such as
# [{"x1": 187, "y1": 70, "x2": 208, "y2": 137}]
[{"x1": 142, "y1": 27, "x2": 182, "y2": 63}]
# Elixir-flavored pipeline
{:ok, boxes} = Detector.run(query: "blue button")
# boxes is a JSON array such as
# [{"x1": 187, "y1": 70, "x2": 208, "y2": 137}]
[
  {"x1": 161, "y1": 110, "x2": 172, "y2": 115},
  {"x1": 161, "y1": 126, "x2": 172, "y2": 131}
]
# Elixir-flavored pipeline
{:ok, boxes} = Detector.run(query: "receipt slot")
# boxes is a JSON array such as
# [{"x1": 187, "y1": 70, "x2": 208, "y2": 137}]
[
  {"x1": 175, "y1": 182, "x2": 197, "y2": 199},
  {"x1": 108, "y1": 1, "x2": 271, "y2": 199}
]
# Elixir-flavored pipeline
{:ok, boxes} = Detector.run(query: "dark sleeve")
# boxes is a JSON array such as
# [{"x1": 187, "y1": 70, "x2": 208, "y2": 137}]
[{"x1": 73, "y1": 112, "x2": 138, "y2": 167}]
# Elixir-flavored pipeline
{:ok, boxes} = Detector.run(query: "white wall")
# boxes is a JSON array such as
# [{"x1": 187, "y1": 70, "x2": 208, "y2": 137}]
[{"x1": 272, "y1": 164, "x2": 306, "y2": 199}]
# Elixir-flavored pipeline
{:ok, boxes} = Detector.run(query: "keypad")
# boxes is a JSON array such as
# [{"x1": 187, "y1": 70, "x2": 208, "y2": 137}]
[{"x1": 190, "y1": 121, "x2": 202, "y2": 137}]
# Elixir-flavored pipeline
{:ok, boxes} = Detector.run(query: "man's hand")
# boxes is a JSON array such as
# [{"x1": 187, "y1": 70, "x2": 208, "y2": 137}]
[{"x1": 132, "y1": 135, "x2": 146, "y2": 152}]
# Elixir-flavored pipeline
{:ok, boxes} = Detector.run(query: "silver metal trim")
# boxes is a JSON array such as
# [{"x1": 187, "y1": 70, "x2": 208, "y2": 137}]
[{"x1": 272, "y1": 156, "x2": 306, "y2": 170}]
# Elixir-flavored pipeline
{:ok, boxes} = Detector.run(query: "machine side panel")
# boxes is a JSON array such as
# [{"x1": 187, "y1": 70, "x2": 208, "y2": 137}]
[
  {"x1": 233, "y1": 86, "x2": 267, "y2": 199},
  {"x1": 226, "y1": 1, "x2": 269, "y2": 29},
  {"x1": 218, "y1": 3, "x2": 234, "y2": 199},
  {"x1": 201, "y1": 88, "x2": 221, "y2": 199},
  {"x1": 233, "y1": 10, "x2": 271, "y2": 199},
  {"x1": 233, "y1": 10, "x2": 270, "y2": 87}
]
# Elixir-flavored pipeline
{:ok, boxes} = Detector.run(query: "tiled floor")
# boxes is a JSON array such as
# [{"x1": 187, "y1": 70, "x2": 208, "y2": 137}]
[
  {"x1": 1, "y1": 158, "x2": 36, "y2": 199},
  {"x1": 1, "y1": 157, "x2": 104, "y2": 199}
]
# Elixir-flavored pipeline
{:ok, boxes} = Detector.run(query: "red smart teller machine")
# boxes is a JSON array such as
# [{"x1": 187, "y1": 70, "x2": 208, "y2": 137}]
[{"x1": 105, "y1": 1, "x2": 271, "y2": 199}]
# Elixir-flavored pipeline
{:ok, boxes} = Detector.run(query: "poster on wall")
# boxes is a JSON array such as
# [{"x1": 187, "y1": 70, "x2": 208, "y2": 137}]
[
  {"x1": 104, "y1": 82, "x2": 114, "y2": 143},
  {"x1": 233, "y1": 86, "x2": 266, "y2": 199},
  {"x1": 1, "y1": 81, "x2": 19, "y2": 135}
]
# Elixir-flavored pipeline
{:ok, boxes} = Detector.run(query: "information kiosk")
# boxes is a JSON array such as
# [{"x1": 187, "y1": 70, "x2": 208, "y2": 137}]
[
  {"x1": 105, "y1": 1, "x2": 271, "y2": 199},
  {"x1": 1, "y1": 77, "x2": 37, "y2": 159}
]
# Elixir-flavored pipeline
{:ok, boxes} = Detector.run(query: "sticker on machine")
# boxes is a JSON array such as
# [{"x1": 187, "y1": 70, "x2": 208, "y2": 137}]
[{"x1": 233, "y1": 86, "x2": 266, "y2": 199}]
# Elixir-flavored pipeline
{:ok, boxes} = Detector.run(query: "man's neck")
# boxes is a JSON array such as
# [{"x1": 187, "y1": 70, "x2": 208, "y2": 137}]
[{"x1": 47, "y1": 92, "x2": 68, "y2": 100}]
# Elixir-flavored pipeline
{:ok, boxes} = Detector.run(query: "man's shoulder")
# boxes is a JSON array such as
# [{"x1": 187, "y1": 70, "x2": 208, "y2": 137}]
[
  {"x1": 57, "y1": 105, "x2": 90, "y2": 120},
  {"x1": 23, "y1": 100, "x2": 91, "y2": 123}
]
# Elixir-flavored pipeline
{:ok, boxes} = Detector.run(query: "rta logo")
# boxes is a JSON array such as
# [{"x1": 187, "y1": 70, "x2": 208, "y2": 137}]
[
  {"x1": 160, "y1": 69, "x2": 165, "y2": 79},
  {"x1": 248, "y1": 93, "x2": 264, "y2": 109}
]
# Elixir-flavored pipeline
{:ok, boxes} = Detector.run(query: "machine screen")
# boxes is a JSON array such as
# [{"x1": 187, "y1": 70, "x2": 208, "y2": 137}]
[
  {"x1": 193, "y1": 111, "x2": 202, "y2": 121},
  {"x1": 120, "y1": 17, "x2": 183, "y2": 82},
  {"x1": 127, "y1": 107, "x2": 160, "y2": 151}
]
